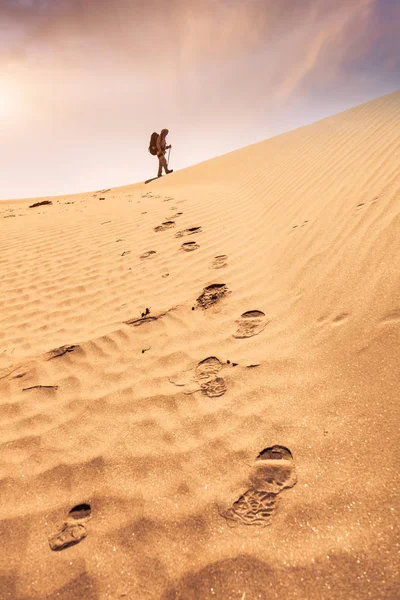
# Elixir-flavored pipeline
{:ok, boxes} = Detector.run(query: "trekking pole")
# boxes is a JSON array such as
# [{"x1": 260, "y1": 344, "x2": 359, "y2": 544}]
[{"x1": 167, "y1": 147, "x2": 171, "y2": 166}]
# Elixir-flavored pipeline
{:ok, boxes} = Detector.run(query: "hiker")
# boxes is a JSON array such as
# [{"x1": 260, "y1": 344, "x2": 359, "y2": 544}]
[{"x1": 156, "y1": 128, "x2": 173, "y2": 178}]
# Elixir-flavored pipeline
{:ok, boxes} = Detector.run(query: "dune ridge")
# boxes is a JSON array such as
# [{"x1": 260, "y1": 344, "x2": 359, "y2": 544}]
[{"x1": 0, "y1": 90, "x2": 399, "y2": 599}]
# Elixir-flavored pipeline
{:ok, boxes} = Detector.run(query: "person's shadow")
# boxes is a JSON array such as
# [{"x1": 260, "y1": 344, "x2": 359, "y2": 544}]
[{"x1": 145, "y1": 176, "x2": 159, "y2": 184}]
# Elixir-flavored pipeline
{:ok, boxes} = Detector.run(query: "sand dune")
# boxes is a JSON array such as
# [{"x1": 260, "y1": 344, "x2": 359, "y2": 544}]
[{"x1": 0, "y1": 90, "x2": 399, "y2": 599}]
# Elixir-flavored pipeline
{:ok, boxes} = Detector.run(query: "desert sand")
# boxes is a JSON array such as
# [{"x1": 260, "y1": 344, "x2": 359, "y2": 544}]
[{"x1": 0, "y1": 90, "x2": 399, "y2": 599}]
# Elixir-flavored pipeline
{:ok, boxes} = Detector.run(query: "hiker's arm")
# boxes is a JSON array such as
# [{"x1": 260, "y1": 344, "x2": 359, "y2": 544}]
[{"x1": 156, "y1": 137, "x2": 162, "y2": 153}]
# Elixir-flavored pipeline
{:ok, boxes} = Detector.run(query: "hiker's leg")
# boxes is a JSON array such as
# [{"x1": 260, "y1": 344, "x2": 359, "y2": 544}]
[
  {"x1": 157, "y1": 155, "x2": 163, "y2": 177},
  {"x1": 160, "y1": 154, "x2": 168, "y2": 174}
]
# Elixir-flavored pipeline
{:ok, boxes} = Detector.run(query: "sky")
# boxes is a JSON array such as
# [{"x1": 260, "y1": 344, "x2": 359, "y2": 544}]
[{"x1": 0, "y1": 0, "x2": 399, "y2": 199}]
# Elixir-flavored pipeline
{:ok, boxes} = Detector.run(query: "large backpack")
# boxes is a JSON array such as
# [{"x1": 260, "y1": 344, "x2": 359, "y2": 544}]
[{"x1": 148, "y1": 132, "x2": 159, "y2": 155}]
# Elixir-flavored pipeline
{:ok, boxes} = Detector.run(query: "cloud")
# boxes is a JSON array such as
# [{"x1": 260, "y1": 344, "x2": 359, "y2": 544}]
[
  {"x1": 2, "y1": 0, "x2": 397, "y2": 111},
  {"x1": 270, "y1": 0, "x2": 378, "y2": 100},
  {"x1": 1, "y1": 0, "x2": 395, "y2": 99}
]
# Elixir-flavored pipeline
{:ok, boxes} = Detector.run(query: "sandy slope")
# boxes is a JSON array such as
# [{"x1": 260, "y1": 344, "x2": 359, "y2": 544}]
[{"x1": 0, "y1": 90, "x2": 399, "y2": 600}]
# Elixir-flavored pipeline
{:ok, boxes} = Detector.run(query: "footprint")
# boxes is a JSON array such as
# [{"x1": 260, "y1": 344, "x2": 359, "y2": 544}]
[
  {"x1": 200, "y1": 377, "x2": 227, "y2": 397},
  {"x1": 175, "y1": 226, "x2": 202, "y2": 238},
  {"x1": 221, "y1": 446, "x2": 296, "y2": 527},
  {"x1": 47, "y1": 345, "x2": 79, "y2": 360},
  {"x1": 170, "y1": 356, "x2": 228, "y2": 396},
  {"x1": 154, "y1": 221, "x2": 175, "y2": 232},
  {"x1": 196, "y1": 284, "x2": 229, "y2": 309},
  {"x1": 195, "y1": 357, "x2": 223, "y2": 381},
  {"x1": 233, "y1": 311, "x2": 267, "y2": 338},
  {"x1": 140, "y1": 250, "x2": 157, "y2": 260},
  {"x1": 169, "y1": 212, "x2": 183, "y2": 219},
  {"x1": 49, "y1": 503, "x2": 92, "y2": 551},
  {"x1": 181, "y1": 241, "x2": 199, "y2": 252},
  {"x1": 332, "y1": 313, "x2": 349, "y2": 326},
  {"x1": 210, "y1": 255, "x2": 228, "y2": 269}
]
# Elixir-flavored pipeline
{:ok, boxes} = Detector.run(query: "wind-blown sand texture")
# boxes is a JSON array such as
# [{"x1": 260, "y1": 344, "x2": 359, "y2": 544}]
[{"x1": 1, "y1": 91, "x2": 399, "y2": 599}]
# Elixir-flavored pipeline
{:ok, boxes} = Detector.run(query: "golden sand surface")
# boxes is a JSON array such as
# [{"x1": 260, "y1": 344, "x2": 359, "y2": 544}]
[{"x1": 0, "y1": 90, "x2": 399, "y2": 599}]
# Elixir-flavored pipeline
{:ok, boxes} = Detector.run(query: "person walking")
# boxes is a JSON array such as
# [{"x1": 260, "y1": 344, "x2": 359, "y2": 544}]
[{"x1": 156, "y1": 128, "x2": 173, "y2": 178}]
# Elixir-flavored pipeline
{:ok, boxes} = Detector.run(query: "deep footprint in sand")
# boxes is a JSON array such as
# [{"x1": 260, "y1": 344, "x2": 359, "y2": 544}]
[
  {"x1": 196, "y1": 284, "x2": 229, "y2": 309},
  {"x1": 181, "y1": 241, "x2": 200, "y2": 252},
  {"x1": 172, "y1": 357, "x2": 227, "y2": 395},
  {"x1": 175, "y1": 226, "x2": 202, "y2": 238},
  {"x1": 140, "y1": 250, "x2": 157, "y2": 260},
  {"x1": 195, "y1": 357, "x2": 223, "y2": 381},
  {"x1": 210, "y1": 255, "x2": 228, "y2": 269},
  {"x1": 154, "y1": 221, "x2": 175, "y2": 232},
  {"x1": 201, "y1": 377, "x2": 227, "y2": 397},
  {"x1": 233, "y1": 310, "x2": 267, "y2": 338},
  {"x1": 49, "y1": 503, "x2": 92, "y2": 551},
  {"x1": 221, "y1": 446, "x2": 296, "y2": 527},
  {"x1": 47, "y1": 344, "x2": 80, "y2": 360}
]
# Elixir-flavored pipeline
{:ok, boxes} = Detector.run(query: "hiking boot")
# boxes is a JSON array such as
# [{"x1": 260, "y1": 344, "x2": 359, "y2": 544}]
[{"x1": 166, "y1": 169, "x2": 173, "y2": 174}]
